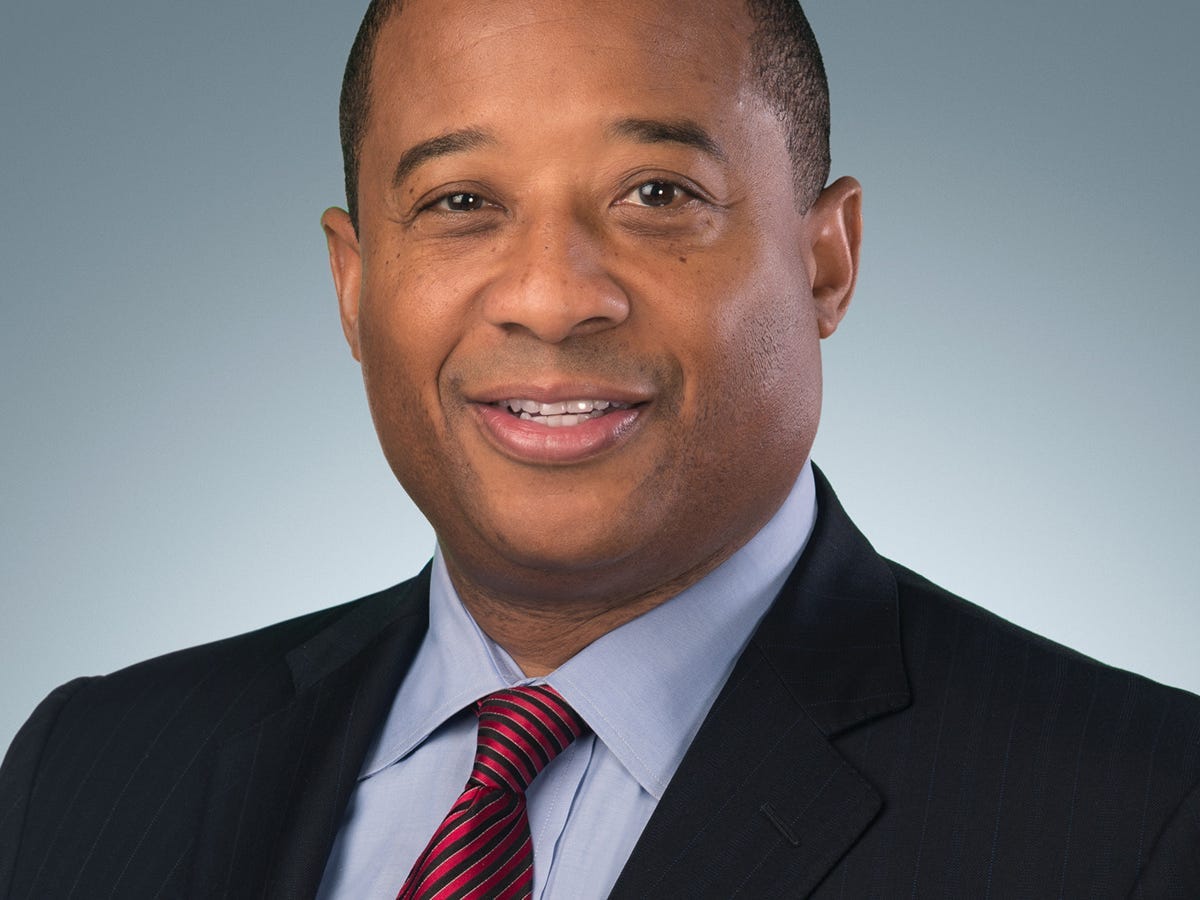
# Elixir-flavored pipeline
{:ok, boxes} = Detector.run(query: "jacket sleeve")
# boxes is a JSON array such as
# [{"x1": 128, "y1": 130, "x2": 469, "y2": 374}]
[
  {"x1": 0, "y1": 678, "x2": 94, "y2": 898},
  {"x1": 1130, "y1": 778, "x2": 1200, "y2": 899}
]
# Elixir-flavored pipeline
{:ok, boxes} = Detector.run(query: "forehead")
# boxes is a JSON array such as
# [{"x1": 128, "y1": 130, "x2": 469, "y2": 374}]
[{"x1": 367, "y1": 0, "x2": 758, "y2": 145}]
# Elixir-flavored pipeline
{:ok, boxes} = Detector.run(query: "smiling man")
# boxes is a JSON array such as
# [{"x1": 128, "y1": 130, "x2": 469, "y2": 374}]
[{"x1": 2, "y1": 0, "x2": 1199, "y2": 898}]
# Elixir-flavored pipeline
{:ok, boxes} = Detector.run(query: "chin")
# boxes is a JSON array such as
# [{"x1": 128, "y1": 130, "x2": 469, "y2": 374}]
[{"x1": 484, "y1": 516, "x2": 644, "y2": 575}]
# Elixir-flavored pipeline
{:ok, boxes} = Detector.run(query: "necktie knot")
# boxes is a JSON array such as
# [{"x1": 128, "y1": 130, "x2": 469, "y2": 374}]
[
  {"x1": 396, "y1": 684, "x2": 588, "y2": 900},
  {"x1": 469, "y1": 685, "x2": 588, "y2": 793}
]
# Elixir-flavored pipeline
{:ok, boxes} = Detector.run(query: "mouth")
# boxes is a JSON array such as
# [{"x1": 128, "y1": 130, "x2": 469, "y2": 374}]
[
  {"x1": 473, "y1": 393, "x2": 646, "y2": 464},
  {"x1": 491, "y1": 398, "x2": 634, "y2": 428}
]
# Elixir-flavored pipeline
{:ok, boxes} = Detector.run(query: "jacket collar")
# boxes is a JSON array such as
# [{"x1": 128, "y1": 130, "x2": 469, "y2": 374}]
[
  {"x1": 755, "y1": 465, "x2": 909, "y2": 736},
  {"x1": 189, "y1": 567, "x2": 431, "y2": 899},
  {"x1": 608, "y1": 466, "x2": 910, "y2": 898}
]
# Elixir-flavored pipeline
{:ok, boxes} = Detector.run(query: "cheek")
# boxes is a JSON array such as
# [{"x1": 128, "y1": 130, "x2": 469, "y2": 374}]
[
  {"x1": 689, "y1": 267, "x2": 821, "y2": 455},
  {"x1": 355, "y1": 265, "x2": 465, "y2": 476},
  {"x1": 735, "y1": 297, "x2": 816, "y2": 391},
  {"x1": 358, "y1": 253, "x2": 469, "y2": 393},
  {"x1": 669, "y1": 246, "x2": 816, "y2": 389}
]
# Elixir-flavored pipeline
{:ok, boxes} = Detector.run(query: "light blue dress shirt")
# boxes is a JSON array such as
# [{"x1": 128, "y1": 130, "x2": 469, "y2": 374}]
[{"x1": 317, "y1": 463, "x2": 817, "y2": 899}]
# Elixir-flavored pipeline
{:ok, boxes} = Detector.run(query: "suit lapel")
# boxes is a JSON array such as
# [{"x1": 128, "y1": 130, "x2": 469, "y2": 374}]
[
  {"x1": 609, "y1": 469, "x2": 910, "y2": 898},
  {"x1": 189, "y1": 569, "x2": 431, "y2": 899}
]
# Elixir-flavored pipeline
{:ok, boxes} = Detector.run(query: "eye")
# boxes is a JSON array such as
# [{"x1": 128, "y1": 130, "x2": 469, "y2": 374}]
[
  {"x1": 434, "y1": 191, "x2": 491, "y2": 212},
  {"x1": 410, "y1": 187, "x2": 504, "y2": 235},
  {"x1": 635, "y1": 182, "x2": 678, "y2": 207},
  {"x1": 620, "y1": 180, "x2": 692, "y2": 209}
]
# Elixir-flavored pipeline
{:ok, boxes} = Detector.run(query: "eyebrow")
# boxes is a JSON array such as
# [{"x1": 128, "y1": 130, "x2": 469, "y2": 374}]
[
  {"x1": 606, "y1": 117, "x2": 726, "y2": 162},
  {"x1": 390, "y1": 118, "x2": 724, "y2": 188},
  {"x1": 391, "y1": 127, "x2": 497, "y2": 188}
]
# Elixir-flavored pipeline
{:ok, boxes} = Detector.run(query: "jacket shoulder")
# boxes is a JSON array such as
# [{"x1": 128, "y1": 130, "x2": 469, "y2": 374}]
[
  {"x1": 82, "y1": 574, "x2": 424, "y2": 737},
  {"x1": 854, "y1": 559, "x2": 1200, "y2": 895},
  {"x1": 0, "y1": 573, "x2": 430, "y2": 896},
  {"x1": 888, "y1": 558, "x2": 1200, "y2": 709}
]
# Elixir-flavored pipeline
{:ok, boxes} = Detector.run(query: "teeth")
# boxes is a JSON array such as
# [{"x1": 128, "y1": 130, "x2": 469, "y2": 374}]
[{"x1": 499, "y1": 398, "x2": 629, "y2": 419}]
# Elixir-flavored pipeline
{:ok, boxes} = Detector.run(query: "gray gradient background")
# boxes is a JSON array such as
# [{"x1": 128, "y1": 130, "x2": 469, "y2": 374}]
[{"x1": 2, "y1": 2, "x2": 1197, "y2": 751}]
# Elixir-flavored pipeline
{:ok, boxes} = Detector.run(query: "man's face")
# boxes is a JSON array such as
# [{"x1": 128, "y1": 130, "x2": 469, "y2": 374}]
[{"x1": 324, "y1": 0, "x2": 859, "y2": 608}]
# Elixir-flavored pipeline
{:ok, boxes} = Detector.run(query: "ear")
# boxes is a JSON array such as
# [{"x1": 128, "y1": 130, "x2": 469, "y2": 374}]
[
  {"x1": 804, "y1": 176, "x2": 862, "y2": 339},
  {"x1": 321, "y1": 206, "x2": 364, "y2": 361}
]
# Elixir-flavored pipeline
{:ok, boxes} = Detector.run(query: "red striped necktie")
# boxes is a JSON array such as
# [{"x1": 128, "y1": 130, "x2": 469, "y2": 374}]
[{"x1": 396, "y1": 684, "x2": 588, "y2": 900}]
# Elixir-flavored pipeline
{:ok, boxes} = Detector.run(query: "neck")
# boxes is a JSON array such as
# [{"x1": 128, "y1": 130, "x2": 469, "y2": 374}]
[{"x1": 443, "y1": 547, "x2": 735, "y2": 676}]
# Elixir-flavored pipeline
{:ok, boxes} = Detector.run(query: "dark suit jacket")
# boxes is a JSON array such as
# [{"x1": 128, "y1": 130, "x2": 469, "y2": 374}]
[{"x1": 3, "y1": 471, "x2": 1198, "y2": 898}]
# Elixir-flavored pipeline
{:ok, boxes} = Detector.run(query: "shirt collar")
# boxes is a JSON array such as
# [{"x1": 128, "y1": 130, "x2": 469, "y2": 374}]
[
  {"x1": 358, "y1": 557, "x2": 518, "y2": 778},
  {"x1": 359, "y1": 462, "x2": 817, "y2": 796}
]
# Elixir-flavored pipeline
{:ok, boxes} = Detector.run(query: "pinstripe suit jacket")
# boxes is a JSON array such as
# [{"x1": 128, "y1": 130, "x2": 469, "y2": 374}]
[{"x1": 3, "y1": 470, "x2": 1199, "y2": 898}]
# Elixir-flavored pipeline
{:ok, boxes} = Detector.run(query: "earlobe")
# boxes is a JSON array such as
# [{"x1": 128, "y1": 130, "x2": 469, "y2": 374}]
[
  {"x1": 321, "y1": 207, "x2": 364, "y2": 361},
  {"x1": 805, "y1": 176, "x2": 862, "y2": 339}
]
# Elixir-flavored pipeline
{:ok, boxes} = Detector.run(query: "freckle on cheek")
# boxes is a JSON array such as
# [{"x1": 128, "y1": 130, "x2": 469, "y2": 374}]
[{"x1": 678, "y1": 256, "x2": 688, "y2": 264}]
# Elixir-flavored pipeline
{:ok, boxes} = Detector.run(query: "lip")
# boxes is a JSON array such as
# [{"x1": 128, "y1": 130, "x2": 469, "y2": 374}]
[{"x1": 468, "y1": 383, "x2": 650, "y2": 465}]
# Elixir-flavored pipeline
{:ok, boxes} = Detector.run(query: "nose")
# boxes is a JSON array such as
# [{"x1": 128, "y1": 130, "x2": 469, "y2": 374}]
[{"x1": 480, "y1": 214, "x2": 630, "y2": 343}]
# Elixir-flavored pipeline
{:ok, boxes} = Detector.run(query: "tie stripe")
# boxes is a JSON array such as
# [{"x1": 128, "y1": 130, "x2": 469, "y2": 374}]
[
  {"x1": 406, "y1": 796, "x2": 526, "y2": 900},
  {"x1": 397, "y1": 685, "x2": 587, "y2": 900}
]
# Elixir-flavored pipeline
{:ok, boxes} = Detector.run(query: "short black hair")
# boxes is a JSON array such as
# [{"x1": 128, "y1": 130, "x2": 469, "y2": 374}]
[{"x1": 337, "y1": 0, "x2": 830, "y2": 231}]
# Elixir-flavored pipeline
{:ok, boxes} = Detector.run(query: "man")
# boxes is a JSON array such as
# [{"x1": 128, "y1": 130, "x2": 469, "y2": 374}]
[{"x1": 2, "y1": 0, "x2": 1197, "y2": 897}]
